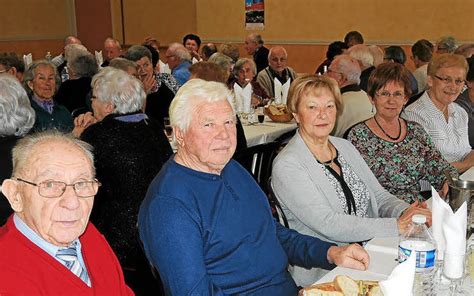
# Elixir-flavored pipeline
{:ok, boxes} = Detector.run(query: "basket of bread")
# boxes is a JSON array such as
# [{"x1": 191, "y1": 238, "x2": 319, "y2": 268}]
[
  {"x1": 264, "y1": 104, "x2": 293, "y2": 123},
  {"x1": 303, "y1": 275, "x2": 383, "y2": 296}
]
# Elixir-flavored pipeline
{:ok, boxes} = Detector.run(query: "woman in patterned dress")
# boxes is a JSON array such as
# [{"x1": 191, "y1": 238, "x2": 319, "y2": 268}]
[
  {"x1": 347, "y1": 63, "x2": 456, "y2": 203},
  {"x1": 271, "y1": 74, "x2": 431, "y2": 286}
]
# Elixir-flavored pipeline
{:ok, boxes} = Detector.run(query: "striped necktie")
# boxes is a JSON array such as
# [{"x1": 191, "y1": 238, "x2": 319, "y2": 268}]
[{"x1": 56, "y1": 245, "x2": 91, "y2": 286}]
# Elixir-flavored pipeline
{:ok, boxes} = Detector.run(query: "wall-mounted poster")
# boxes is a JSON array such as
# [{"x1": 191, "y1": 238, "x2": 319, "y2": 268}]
[{"x1": 245, "y1": 0, "x2": 264, "y2": 30}]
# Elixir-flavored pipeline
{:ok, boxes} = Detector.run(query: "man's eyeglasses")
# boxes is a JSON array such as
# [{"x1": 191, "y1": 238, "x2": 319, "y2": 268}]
[
  {"x1": 13, "y1": 177, "x2": 101, "y2": 198},
  {"x1": 433, "y1": 75, "x2": 465, "y2": 86},
  {"x1": 376, "y1": 91, "x2": 405, "y2": 100}
]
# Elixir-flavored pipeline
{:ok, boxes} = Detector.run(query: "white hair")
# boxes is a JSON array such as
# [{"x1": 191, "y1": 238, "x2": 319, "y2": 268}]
[
  {"x1": 169, "y1": 79, "x2": 235, "y2": 137},
  {"x1": 92, "y1": 67, "x2": 146, "y2": 114},
  {"x1": 12, "y1": 130, "x2": 95, "y2": 177},
  {"x1": 168, "y1": 43, "x2": 191, "y2": 61},
  {"x1": 65, "y1": 44, "x2": 88, "y2": 63},
  {"x1": 0, "y1": 74, "x2": 35, "y2": 136},
  {"x1": 348, "y1": 44, "x2": 374, "y2": 68},
  {"x1": 332, "y1": 55, "x2": 361, "y2": 85}
]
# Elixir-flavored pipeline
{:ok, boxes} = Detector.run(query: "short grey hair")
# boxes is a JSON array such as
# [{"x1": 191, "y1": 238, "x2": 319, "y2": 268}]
[
  {"x1": 168, "y1": 43, "x2": 191, "y2": 61},
  {"x1": 23, "y1": 60, "x2": 60, "y2": 98},
  {"x1": 0, "y1": 74, "x2": 35, "y2": 136},
  {"x1": 233, "y1": 58, "x2": 256, "y2": 76},
  {"x1": 12, "y1": 130, "x2": 95, "y2": 177},
  {"x1": 220, "y1": 43, "x2": 240, "y2": 63},
  {"x1": 268, "y1": 46, "x2": 288, "y2": 61},
  {"x1": 109, "y1": 57, "x2": 138, "y2": 72},
  {"x1": 64, "y1": 44, "x2": 88, "y2": 63},
  {"x1": 91, "y1": 67, "x2": 146, "y2": 114},
  {"x1": 208, "y1": 52, "x2": 233, "y2": 72},
  {"x1": 436, "y1": 36, "x2": 458, "y2": 53},
  {"x1": 104, "y1": 37, "x2": 121, "y2": 49},
  {"x1": 124, "y1": 45, "x2": 152, "y2": 62},
  {"x1": 169, "y1": 79, "x2": 235, "y2": 136},
  {"x1": 248, "y1": 33, "x2": 264, "y2": 46},
  {"x1": 332, "y1": 55, "x2": 361, "y2": 85},
  {"x1": 348, "y1": 44, "x2": 374, "y2": 68},
  {"x1": 68, "y1": 54, "x2": 98, "y2": 78}
]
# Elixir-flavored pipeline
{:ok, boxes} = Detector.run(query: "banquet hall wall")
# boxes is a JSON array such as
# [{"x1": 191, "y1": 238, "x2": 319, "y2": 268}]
[{"x1": 1, "y1": 0, "x2": 473, "y2": 74}]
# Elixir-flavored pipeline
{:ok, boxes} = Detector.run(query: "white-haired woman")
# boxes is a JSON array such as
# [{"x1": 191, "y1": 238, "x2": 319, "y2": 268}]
[
  {"x1": 78, "y1": 67, "x2": 173, "y2": 293},
  {"x1": 231, "y1": 57, "x2": 269, "y2": 106},
  {"x1": 0, "y1": 73, "x2": 35, "y2": 225},
  {"x1": 23, "y1": 60, "x2": 74, "y2": 132}
]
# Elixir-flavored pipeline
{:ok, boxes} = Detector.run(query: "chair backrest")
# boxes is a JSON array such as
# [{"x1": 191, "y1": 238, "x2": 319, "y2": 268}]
[
  {"x1": 234, "y1": 141, "x2": 280, "y2": 194},
  {"x1": 267, "y1": 177, "x2": 289, "y2": 228}
]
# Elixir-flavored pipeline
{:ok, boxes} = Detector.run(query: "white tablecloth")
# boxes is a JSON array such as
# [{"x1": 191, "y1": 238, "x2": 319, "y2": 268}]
[
  {"x1": 315, "y1": 237, "x2": 473, "y2": 295},
  {"x1": 242, "y1": 116, "x2": 297, "y2": 147}
]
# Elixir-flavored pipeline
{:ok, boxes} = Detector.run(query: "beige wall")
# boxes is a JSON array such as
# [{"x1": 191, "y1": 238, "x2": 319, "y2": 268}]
[
  {"x1": 0, "y1": 0, "x2": 76, "y2": 58},
  {"x1": 195, "y1": 0, "x2": 474, "y2": 44},
  {"x1": 117, "y1": 0, "x2": 197, "y2": 46},
  {"x1": 1, "y1": 0, "x2": 473, "y2": 73}
]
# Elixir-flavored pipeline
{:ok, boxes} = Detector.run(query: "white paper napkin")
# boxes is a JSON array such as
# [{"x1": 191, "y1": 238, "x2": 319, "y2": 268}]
[
  {"x1": 23, "y1": 53, "x2": 33, "y2": 68},
  {"x1": 233, "y1": 83, "x2": 252, "y2": 113},
  {"x1": 379, "y1": 251, "x2": 416, "y2": 296},
  {"x1": 442, "y1": 201, "x2": 467, "y2": 279},
  {"x1": 432, "y1": 187, "x2": 467, "y2": 261},
  {"x1": 95, "y1": 50, "x2": 103, "y2": 66},
  {"x1": 273, "y1": 78, "x2": 291, "y2": 104},
  {"x1": 432, "y1": 186, "x2": 448, "y2": 260},
  {"x1": 159, "y1": 60, "x2": 171, "y2": 74}
]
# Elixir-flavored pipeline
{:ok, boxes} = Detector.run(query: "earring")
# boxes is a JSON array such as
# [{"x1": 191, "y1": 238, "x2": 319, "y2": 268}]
[{"x1": 371, "y1": 104, "x2": 374, "y2": 114}]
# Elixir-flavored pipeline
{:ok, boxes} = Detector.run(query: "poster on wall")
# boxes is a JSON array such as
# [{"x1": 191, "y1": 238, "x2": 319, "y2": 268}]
[{"x1": 245, "y1": 0, "x2": 265, "y2": 30}]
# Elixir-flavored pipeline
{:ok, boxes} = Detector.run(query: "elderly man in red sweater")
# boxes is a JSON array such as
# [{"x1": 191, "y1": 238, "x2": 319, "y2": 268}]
[{"x1": 0, "y1": 130, "x2": 133, "y2": 295}]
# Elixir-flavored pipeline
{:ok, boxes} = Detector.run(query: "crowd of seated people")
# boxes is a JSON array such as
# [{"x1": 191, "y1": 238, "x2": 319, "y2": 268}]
[{"x1": 1, "y1": 30, "x2": 473, "y2": 295}]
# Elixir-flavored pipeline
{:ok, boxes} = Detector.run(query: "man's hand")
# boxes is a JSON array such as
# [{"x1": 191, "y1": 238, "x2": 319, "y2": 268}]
[
  {"x1": 327, "y1": 244, "x2": 369, "y2": 271},
  {"x1": 398, "y1": 201, "x2": 432, "y2": 234}
]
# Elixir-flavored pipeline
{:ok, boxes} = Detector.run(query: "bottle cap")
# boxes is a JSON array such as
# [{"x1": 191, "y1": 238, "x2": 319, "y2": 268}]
[{"x1": 412, "y1": 214, "x2": 426, "y2": 224}]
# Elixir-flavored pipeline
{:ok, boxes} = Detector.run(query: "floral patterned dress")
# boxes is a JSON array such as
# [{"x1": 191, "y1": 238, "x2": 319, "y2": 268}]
[{"x1": 347, "y1": 120, "x2": 457, "y2": 203}]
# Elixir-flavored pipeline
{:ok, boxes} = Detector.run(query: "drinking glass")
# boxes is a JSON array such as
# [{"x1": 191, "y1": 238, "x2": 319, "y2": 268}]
[{"x1": 439, "y1": 252, "x2": 470, "y2": 295}]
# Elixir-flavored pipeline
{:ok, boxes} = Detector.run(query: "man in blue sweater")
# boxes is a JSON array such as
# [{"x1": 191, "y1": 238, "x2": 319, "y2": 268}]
[{"x1": 138, "y1": 79, "x2": 369, "y2": 295}]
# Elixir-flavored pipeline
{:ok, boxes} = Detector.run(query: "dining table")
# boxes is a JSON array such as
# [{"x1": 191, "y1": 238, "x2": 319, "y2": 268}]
[
  {"x1": 314, "y1": 236, "x2": 474, "y2": 295},
  {"x1": 242, "y1": 116, "x2": 298, "y2": 147}
]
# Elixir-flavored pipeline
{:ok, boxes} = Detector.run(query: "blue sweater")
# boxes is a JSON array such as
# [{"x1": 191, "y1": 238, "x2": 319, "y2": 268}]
[{"x1": 138, "y1": 158, "x2": 335, "y2": 295}]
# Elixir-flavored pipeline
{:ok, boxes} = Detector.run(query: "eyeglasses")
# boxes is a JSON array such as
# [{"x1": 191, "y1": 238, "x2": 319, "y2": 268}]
[
  {"x1": 433, "y1": 75, "x2": 465, "y2": 86},
  {"x1": 14, "y1": 177, "x2": 101, "y2": 198},
  {"x1": 376, "y1": 91, "x2": 405, "y2": 100}
]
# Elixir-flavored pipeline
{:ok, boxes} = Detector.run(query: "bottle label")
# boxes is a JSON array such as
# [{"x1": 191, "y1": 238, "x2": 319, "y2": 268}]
[{"x1": 399, "y1": 244, "x2": 436, "y2": 269}]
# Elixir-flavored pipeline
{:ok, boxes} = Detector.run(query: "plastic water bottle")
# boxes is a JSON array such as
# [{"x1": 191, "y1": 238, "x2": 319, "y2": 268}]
[{"x1": 398, "y1": 214, "x2": 437, "y2": 295}]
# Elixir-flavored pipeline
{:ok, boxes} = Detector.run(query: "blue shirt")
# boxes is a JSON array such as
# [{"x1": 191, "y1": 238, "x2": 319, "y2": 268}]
[
  {"x1": 13, "y1": 214, "x2": 90, "y2": 278},
  {"x1": 138, "y1": 158, "x2": 335, "y2": 295},
  {"x1": 171, "y1": 60, "x2": 191, "y2": 86}
]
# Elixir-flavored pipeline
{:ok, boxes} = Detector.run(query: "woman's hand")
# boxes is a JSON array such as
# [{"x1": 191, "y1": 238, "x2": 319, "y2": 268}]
[
  {"x1": 397, "y1": 201, "x2": 432, "y2": 234},
  {"x1": 72, "y1": 112, "x2": 97, "y2": 137},
  {"x1": 141, "y1": 73, "x2": 157, "y2": 94}
]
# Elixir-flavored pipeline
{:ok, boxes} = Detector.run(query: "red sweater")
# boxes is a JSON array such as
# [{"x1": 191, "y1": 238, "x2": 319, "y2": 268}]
[{"x1": 0, "y1": 216, "x2": 134, "y2": 295}]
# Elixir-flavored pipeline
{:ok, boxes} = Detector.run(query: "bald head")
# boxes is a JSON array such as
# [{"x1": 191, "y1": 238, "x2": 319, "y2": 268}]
[
  {"x1": 327, "y1": 54, "x2": 361, "y2": 87},
  {"x1": 268, "y1": 46, "x2": 288, "y2": 74},
  {"x1": 65, "y1": 36, "x2": 81, "y2": 46}
]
